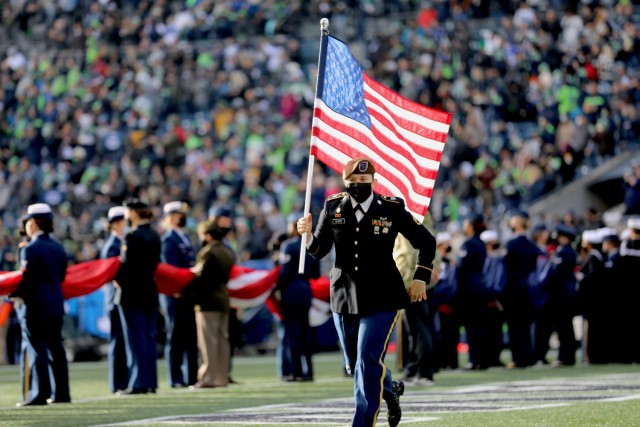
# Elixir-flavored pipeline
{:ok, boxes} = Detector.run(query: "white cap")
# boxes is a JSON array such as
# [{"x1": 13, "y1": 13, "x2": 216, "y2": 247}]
[
  {"x1": 582, "y1": 230, "x2": 603, "y2": 245},
  {"x1": 25, "y1": 203, "x2": 53, "y2": 220},
  {"x1": 436, "y1": 232, "x2": 451, "y2": 245},
  {"x1": 163, "y1": 201, "x2": 187, "y2": 215},
  {"x1": 621, "y1": 228, "x2": 631, "y2": 240},
  {"x1": 480, "y1": 230, "x2": 499, "y2": 243},
  {"x1": 627, "y1": 217, "x2": 640, "y2": 230},
  {"x1": 107, "y1": 206, "x2": 126, "y2": 222},
  {"x1": 596, "y1": 227, "x2": 617, "y2": 241}
]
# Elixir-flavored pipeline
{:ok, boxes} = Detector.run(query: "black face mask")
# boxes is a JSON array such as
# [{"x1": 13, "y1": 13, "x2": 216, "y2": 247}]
[
  {"x1": 127, "y1": 219, "x2": 133, "y2": 228},
  {"x1": 177, "y1": 216, "x2": 187, "y2": 228},
  {"x1": 209, "y1": 225, "x2": 231, "y2": 241},
  {"x1": 346, "y1": 182, "x2": 373, "y2": 203}
]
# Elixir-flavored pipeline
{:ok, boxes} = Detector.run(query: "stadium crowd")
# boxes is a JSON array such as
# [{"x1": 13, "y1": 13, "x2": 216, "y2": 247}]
[{"x1": 1, "y1": 0, "x2": 640, "y2": 370}]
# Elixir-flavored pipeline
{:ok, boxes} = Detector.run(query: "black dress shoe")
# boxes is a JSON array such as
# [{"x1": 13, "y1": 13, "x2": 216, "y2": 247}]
[
  {"x1": 387, "y1": 380, "x2": 404, "y2": 427},
  {"x1": 147, "y1": 388, "x2": 157, "y2": 394},
  {"x1": 116, "y1": 388, "x2": 148, "y2": 396},
  {"x1": 16, "y1": 400, "x2": 47, "y2": 407},
  {"x1": 46, "y1": 398, "x2": 71, "y2": 404}
]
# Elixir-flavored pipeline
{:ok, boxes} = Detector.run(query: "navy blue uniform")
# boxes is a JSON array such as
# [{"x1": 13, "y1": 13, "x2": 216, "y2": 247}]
[
  {"x1": 12, "y1": 233, "x2": 70, "y2": 404},
  {"x1": 535, "y1": 243, "x2": 578, "y2": 365},
  {"x1": 160, "y1": 229, "x2": 197, "y2": 387},
  {"x1": 503, "y1": 234, "x2": 540, "y2": 368},
  {"x1": 277, "y1": 236, "x2": 320, "y2": 381},
  {"x1": 101, "y1": 233, "x2": 127, "y2": 393},
  {"x1": 308, "y1": 192, "x2": 435, "y2": 427},
  {"x1": 456, "y1": 235, "x2": 490, "y2": 369},
  {"x1": 116, "y1": 223, "x2": 162, "y2": 391},
  {"x1": 620, "y1": 238, "x2": 640, "y2": 362},
  {"x1": 579, "y1": 248, "x2": 606, "y2": 363}
]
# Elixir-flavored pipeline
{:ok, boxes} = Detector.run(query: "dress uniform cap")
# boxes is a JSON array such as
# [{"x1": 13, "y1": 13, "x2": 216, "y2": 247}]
[
  {"x1": 627, "y1": 217, "x2": 640, "y2": 230},
  {"x1": 509, "y1": 209, "x2": 530, "y2": 220},
  {"x1": 436, "y1": 232, "x2": 451, "y2": 245},
  {"x1": 531, "y1": 223, "x2": 547, "y2": 233},
  {"x1": 163, "y1": 201, "x2": 187, "y2": 215},
  {"x1": 602, "y1": 233, "x2": 620, "y2": 244},
  {"x1": 342, "y1": 157, "x2": 376, "y2": 179},
  {"x1": 210, "y1": 206, "x2": 233, "y2": 219},
  {"x1": 107, "y1": 206, "x2": 126, "y2": 223},
  {"x1": 582, "y1": 230, "x2": 603, "y2": 245},
  {"x1": 596, "y1": 227, "x2": 617, "y2": 241},
  {"x1": 480, "y1": 229, "x2": 499, "y2": 243},
  {"x1": 25, "y1": 203, "x2": 53, "y2": 220},
  {"x1": 556, "y1": 223, "x2": 577, "y2": 240},
  {"x1": 124, "y1": 198, "x2": 149, "y2": 210}
]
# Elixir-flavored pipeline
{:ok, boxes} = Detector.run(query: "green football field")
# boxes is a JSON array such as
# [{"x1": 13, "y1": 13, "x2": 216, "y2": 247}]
[{"x1": 1, "y1": 352, "x2": 639, "y2": 427}]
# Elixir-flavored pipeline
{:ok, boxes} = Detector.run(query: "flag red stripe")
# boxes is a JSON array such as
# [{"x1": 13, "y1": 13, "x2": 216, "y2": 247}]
[
  {"x1": 365, "y1": 90, "x2": 448, "y2": 145},
  {"x1": 364, "y1": 73, "x2": 452, "y2": 125},
  {"x1": 368, "y1": 109, "x2": 444, "y2": 162},
  {"x1": 310, "y1": 135, "x2": 430, "y2": 216},
  {"x1": 313, "y1": 109, "x2": 437, "y2": 194},
  {"x1": 314, "y1": 106, "x2": 441, "y2": 182}
]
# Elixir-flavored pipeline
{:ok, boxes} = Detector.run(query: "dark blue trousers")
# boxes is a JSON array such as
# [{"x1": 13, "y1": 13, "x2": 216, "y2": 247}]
[
  {"x1": 121, "y1": 307, "x2": 157, "y2": 390},
  {"x1": 19, "y1": 310, "x2": 70, "y2": 403},
  {"x1": 333, "y1": 311, "x2": 400, "y2": 427},
  {"x1": 109, "y1": 306, "x2": 129, "y2": 393},
  {"x1": 159, "y1": 295, "x2": 198, "y2": 387},
  {"x1": 281, "y1": 302, "x2": 313, "y2": 379}
]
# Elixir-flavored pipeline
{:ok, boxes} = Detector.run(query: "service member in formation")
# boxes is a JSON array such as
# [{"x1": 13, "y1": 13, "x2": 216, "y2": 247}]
[
  {"x1": 277, "y1": 213, "x2": 320, "y2": 382},
  {"x1": 101, "y1": 206, "x2": 128, "y2": 394},
  {"x1": 620, "y1": 218, "x2": 640, "y2": 363},
  {"x1": 182, "y1": 215, "x2": 235, "y2": 388},
  {"x1": 160, "y1": 201, "x2": 198, "y2": 388},
  {"x1": 12, "y1": 203, "x2": 70, "y2": 406},
  {"x1": 297, "y1": 157, "x2": 436, "y2": 427},
  {"x1": 115, "y1": 199, "x2": 162, "y2": 394},
  {"x1": 536, "y1": 224, "x2": 579, "y2": 367}
]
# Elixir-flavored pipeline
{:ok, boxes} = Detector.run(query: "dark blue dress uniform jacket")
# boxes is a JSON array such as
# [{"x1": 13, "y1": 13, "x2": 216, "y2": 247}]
[
  {"x1": 161, "y1": 230, "x2": 195, "y2": 269},
  {"x1": 308, "y1": 192, "x2": 436, "y2": 315},
  {"x1": 101, "y1": 233, "x2": 122, "y2": 311},
  {"x1": 13, "y1": 234, "x2": 67, "y2": 316},
  {"x1": 116, "y1": 223, "x2": 162, "y2": 312}
]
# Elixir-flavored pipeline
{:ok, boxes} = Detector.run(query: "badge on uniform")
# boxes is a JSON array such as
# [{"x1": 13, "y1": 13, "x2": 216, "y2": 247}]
[
  {"x1": 332, "y1": 218, "x2": 346, "y2": 225},
  {"x1": 358, "y1": 161, "x2": 369, "y2": 172}
]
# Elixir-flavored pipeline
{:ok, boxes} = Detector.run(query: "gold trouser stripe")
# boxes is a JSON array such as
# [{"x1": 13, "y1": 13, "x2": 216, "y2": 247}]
[
  {"x1": 416, "y1": 265, "x2": 432, "y2": 271},
  {"x1": 372, "y1": 310, "x2": 401, "y2": 427},
  {"x1": 23, "y1": 351, "x2": 29, "y2": 401}
]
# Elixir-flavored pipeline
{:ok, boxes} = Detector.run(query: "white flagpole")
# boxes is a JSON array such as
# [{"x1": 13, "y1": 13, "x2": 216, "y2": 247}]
[{"x1": 299, "y1": 18, "x2": 330, "y2": 274}]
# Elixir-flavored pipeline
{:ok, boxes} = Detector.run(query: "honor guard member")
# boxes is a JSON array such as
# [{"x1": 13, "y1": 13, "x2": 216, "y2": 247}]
[
  {"x1": 102, "y1": 206, "x2": 128, "y2": 393},
  {"x1": 277, "y1": 213, "x2": 320, "y2": 382},
  {"x1": 160, "y1": 201, "x2": 197, "y2": 388},
  {"x1": 601, "y1": 230, "x2": 625, "y2": 363},
  {"x1": 537, "y1": 224, "x2": 578, "y2": 367},
  {"x1": 115, "y1": 199, "x2": 162, "y2": 394},
  {"x1": 456, "y1": 214, "x2": 490, "y2": 370},
  {"x1": 297, "y1": 157, "x2": 436, "y2": 427},
  {"x1": 578, "y1": 229, "x2": 606, "y2": 364},
  {"x1": 12, "y1": 203, "x2": 70, "y2": 406},
  {"x1": 479, "y1": 229, "x2": 506, "y2": 368},
  {"x1": 621, "y1": 218, "x2": 640, "y2": 362},
  {"x1": 503, "y1": 211, "x2": 540, "y2": 368}
]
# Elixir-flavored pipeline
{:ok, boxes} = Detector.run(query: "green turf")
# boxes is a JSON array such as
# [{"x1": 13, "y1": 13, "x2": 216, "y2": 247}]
[{"x1": 1, "y1": 352, "x2": 639, "y2": 427}]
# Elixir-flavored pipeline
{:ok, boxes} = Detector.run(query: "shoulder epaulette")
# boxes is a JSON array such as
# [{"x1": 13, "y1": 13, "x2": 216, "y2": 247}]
[
  {"x1": 327, "y1": 192, "x2": 347, "y2": 202},
  {"x1": 381, "y1": 195, "x2": 401, "y2": 204}
]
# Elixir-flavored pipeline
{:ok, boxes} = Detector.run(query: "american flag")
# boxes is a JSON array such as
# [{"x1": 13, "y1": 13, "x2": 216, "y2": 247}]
[{"x1": 310, "y1": 36, "x2": 451, "y2": 221}]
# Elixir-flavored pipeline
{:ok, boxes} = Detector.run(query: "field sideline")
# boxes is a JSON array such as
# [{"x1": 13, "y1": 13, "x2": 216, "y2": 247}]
[{"x1": 1, "y1": 352, "x2": 640, "y2": 427}]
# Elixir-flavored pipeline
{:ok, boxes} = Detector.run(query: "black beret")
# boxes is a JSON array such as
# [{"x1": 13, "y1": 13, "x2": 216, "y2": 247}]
[
  {"x1": 124, "y1": 199, "x2": 149, "y2": 210},
  {"x1": 556, "y1": 223, "x2": 577, "y2": 240}
]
